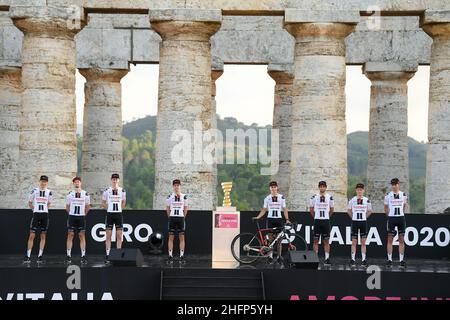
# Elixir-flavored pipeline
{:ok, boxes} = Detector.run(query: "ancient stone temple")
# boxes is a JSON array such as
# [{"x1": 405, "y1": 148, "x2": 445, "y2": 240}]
[{"x1": 0, "y1": 1, "x2": 448, "y2": 213}]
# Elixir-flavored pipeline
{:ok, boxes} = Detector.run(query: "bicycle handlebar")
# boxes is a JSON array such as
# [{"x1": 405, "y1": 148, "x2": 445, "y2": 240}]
[{"x1": 252, "y1": 218, "x2": 296, "y2": 233}]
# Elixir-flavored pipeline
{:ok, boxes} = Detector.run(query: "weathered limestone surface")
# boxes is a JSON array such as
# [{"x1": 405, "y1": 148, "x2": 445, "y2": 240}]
[
  {"x1": 3, "y1": 12, "x2": 434, "y2": 66},
  {"x1": 211, "y1": 15, "x2": 295, "y2": 64},
  {"x1": 79, "y1": 67, "x2": 128, "y2": 207},
  {"x1": 0, "y1": 12, "x2": 22, "y2": 208},
  {"x1": 76, "y1": 13, "x2": 160, "y2": 68},
  {"x1": 268, "y1": 63, "x2": 293, "y2": 197},
  {"x1": 76, "y1": 0, "x2": 450, "y2": 12},
  {"x1": 77, "y1": 14, "x2": 432, "y2": 66},
  {"x1": 0, "y1": 11, "x2": 22, "y2": 68},
  {"x1": 76, "y1": 14, "x2": 432, "y2": 66},
  {"x1": 346, "y1": 16, "x2": 432, "y2": 65},
  {"x1": 9, "y1": 4, "x2": 85, "y2": 208},
  {"x1": 285, "y1": 10, "x2": 359, "y2": 211},
  {"x1": 421, "y1": 10, "x2": 450, "y2": 214},
  {"x1": 210, "y1": 60, "x2": 223, "y2": 209},
  {"x1": 364, "y1": 61, "x2": 417, "y2": 212},
  {"x1": 150, "y1": 9, "x2": 221, "y2": 210},
  {"x1": 0, "y1": 67, "x2": 21, "y2": 208}
]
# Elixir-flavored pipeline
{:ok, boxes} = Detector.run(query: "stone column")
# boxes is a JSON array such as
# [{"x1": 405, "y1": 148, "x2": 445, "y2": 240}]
[
  {"x1": 79, "y1": 67, "x2": 129, "y2": 207},
  {"x1": 363, "y1": 62, "x2": 417, "y2": 212},
  {"x1": 268, "y1": 63, "x2": 293, "y2": 197},
  {"x1": 284, "y1": 10, "x2": 359, "y2": 211},
  {"x1": 10, "y1": 5, "x2": 85, "y2": 208},
  {"x1": 210, "y1": 60, "x2": 224, "y2": 209},
  {"x1": 0, "y1": 67, "x2": 22, "y2": 208},
  {"x1": 421, "y1": 11, "x2": 450, "y2": 214},
  {"x1": 150, "y1": 9, "x2": 222, "y2": 210},
  {"x1": 210, "y1": 60, "x2": 224, "y2": 133}
]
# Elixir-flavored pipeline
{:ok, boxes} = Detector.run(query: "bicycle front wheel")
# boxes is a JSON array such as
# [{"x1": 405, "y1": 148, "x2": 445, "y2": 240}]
[{"x1": 231, "y1": 232, "x2": 263, "y2": 264}]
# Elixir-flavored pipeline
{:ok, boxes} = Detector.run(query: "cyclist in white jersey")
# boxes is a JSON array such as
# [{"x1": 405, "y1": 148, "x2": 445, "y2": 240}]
[
  {"x1": 102, "y1": 173, "x2": 126, "y2": 263},
  {"x1": 347, "y1": 183, "x2": 373, "y2": 267},
  {"x1": 166, "y1": 179, "x2": 189, "y2": 264},
  {"x1": 65, "y1": 177, "x2": 91, "y2": 265},
  {"x1": 309, "y1": 181, "x2": 334, "y2": 266},
  {"x1": 384, "y1": 178, "x2": 408, "y2": 268},
  {"x1": 254, "y1": 181, "x2": 290, "y2": 264},
  {"x1": 23, "y1": 175, "x2": 53, "y2": 264}
]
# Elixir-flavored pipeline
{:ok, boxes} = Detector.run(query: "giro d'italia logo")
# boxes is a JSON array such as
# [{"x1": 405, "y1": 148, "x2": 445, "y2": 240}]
[{"x1": 282, "y1": 224, "x2": 297, "y2": 244}]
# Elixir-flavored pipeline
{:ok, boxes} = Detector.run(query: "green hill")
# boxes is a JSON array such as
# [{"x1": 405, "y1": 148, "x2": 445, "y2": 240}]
[
  {"x1": 347, "y1": 131, "x2": 426, "y2": 179},
  {"x1": 77, "y1": 116, "x2": 426, "y2": 212}
]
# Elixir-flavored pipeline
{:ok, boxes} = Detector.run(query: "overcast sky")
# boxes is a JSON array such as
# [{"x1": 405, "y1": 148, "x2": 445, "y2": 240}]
[{"x1": 75, "y1": 64, "x2": 430, "y2": 143}]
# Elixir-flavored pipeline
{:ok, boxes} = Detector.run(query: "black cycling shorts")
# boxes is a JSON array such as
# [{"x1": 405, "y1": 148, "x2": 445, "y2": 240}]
[
  {"x1": 105, "y1": 212, "x2": 123, "y2": 230},
  {"x1": 266, "y1": 218, "x2": 283, "y2": 231},
  {"x1": 30, "y1": 213, "x2": 49, "y2": 233},
  {"x1": 313, "y1": 219, "x2": 331, "y2": 240},
  {"x1": 387, "y1": 216, "x2": 406, "y2": 236},
  {"x1": 168, "y1": 216, "x2": 185, "y2": 234},
  {"x1": 67, "y1": 215, "x2": 86, "y2": 233},
  {"x1": 351, "y1": 220, "x2": 368, "y2": 239}
]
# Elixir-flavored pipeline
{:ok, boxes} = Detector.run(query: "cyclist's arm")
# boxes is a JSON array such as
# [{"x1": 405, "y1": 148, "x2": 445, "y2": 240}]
[
  {"x1": 255, "y1": 208, "x2": 267, "y2": 219},
  {"x1": 347, "y1": 209, "x2": 352, "y2": 219},
  {"x1": 121, "y1": 190, "x2": 126, "y2": 209},
  {"x1": 165, "y1": 206, "x2": 170, "y2": 218},
  {"x1": 184, "y1": 206, "x2": 188, "y2": 218},
  {"x1": 383, "y1": 195, "x2": 389, "y2": 216},
  {"x1": 309, "y1": 206, "x2": 314, "y2": 219},
  {"x1": 404, "y1": 197, "x2": 409, "y2": 214},
  {"x1": 283, "y1": 207, "x2": 289, "y2": 221}
]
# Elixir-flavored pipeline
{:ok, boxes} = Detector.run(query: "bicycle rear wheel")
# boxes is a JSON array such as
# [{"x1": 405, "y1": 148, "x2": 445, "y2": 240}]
[
  {"x1": 280, "y1": 232, "x2": 308, "y2": 253},
  {"x1": 231, "y1": 232, "x2": 263, "y2": 264}
]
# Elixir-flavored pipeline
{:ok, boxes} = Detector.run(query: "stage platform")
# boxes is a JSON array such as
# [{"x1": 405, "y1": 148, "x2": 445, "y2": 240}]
[
  {"x1": 1, "y1": 254, "x2": 449, "y2": 273},
  {"x1": 1, "y1": 209, "x2": 449, "y2": 300},
  {"x1": 0, "y1": 254, "x2": 449, "y2": 300}
]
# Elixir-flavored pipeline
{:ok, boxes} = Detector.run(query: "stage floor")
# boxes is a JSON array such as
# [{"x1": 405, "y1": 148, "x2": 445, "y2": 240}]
[{"x1": 1, "y1": 254, "x2": 449, "y2": 273}]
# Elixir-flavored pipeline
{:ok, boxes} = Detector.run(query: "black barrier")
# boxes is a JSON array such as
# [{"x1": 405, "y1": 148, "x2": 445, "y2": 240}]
[
  {"x1": 241, "y1": 211, "x2": 450, "y2": 259},
  {"x1": 0, "y1": 267, "x2": 449, "y2": 300},
  {"x1": 0, "y1": 210, "x2": 449, "y2": 259},
  {"x1": 263, "y1": 269, "x2": 450, "y2": 300},
  {"x1": 0, "y1": 267, "x2": 160, "y2": 300},
  {"x1": 0, "y1": 209, "x2": 212, "y2": 255}
]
